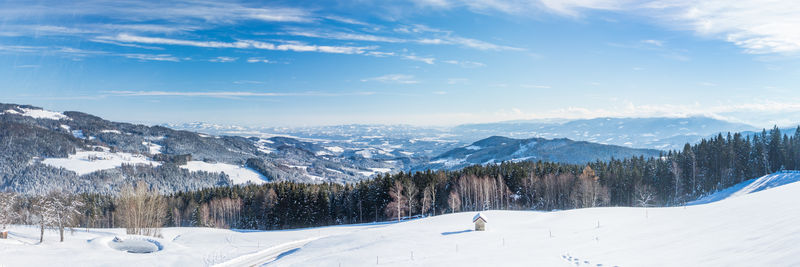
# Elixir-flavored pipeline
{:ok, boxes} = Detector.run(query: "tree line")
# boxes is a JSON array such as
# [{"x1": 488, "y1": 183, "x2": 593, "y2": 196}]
[{"x1": 2, "y1": 126, "x2": 798, "y2": 235}]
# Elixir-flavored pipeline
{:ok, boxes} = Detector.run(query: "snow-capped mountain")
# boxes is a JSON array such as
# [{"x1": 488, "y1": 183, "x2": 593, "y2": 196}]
[{"x1": 418, "y1": 136, "x2": 662, "y2": 171}]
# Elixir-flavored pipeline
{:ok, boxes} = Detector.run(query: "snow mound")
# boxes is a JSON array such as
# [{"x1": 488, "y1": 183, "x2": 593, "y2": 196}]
[
  {"x1": 108, "y1": 236, "x2": 163, "y2": 254},
  {"x1": 690, "y1": 171, "x2": 800, "y2": 205},
  {"x1": 41, "y1": 150, "x2": 160, "y2": 175},
  {"x1": 180, "y1": 161, "x2": 267, "y2": 184}
]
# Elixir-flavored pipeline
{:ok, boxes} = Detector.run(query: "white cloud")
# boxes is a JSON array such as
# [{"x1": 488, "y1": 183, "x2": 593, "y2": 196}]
[
  {"x1": 284, "y1": 28, "x2": 405, "y2": 43},
  {"x1": 323, "y1": 15, "x2": 372, "y2": 26},
  {"x1": 106, "y1": 90, "x2": 376, "y2": 98},
  {"x1": 0, "y1": 2, "x2": 315, "y2": 24},
  {"x1": 403, "y1": 54, "x2": 436, "y2": 64},
  {"x1": 443, "y1": 60, "x2": 485, "y2": 68},
  {"x1": 246, "y1": 57, "x2": 272, "y2": 63},
  {"x1": 98, "y1": 34, "x2": 375, "y2": 54},
  {"x1": 123, "y1": 54, "x2": 180, "y2": 62},
  {"x1": 641, "y1": 39, "x2": 663, "y2": 46},
  {"x1": 361, "y1": 74, "x2": 420, "y2": 84},
  {"x1": 400, "y1": 1, "x2": 800, "y2": 55},
  {"x1": 210, "y1": 56, "x2": 237, "y2": 63}
]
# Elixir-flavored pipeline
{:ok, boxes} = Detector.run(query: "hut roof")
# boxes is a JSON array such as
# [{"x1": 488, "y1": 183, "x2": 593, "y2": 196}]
[{"x1": 473, "y1": 212, "x2": 488, "y2": 223}]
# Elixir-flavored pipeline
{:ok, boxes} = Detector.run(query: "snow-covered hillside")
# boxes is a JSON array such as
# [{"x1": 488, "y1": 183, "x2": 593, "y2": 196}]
[
  {"x1": 41, "y1": 150, "x2": 160, "y2": 176},
  {"x1": 689, "y1": 171, "x2": 800, "y2": 205},
  {"x1": 3, "y1": 172, "x2": 800, "y2": 266},
  {"x1": 180, "y1": 161, "x2": 267, "y2": 184}
]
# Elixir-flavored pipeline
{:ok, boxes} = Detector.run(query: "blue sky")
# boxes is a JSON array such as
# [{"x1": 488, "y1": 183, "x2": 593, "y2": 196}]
[{"x1": 1, "y1": 0, "x2": 800, "y2": 128}]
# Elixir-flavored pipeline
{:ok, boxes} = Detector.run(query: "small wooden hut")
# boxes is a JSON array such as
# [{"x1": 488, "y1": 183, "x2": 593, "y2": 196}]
[{"x1": 473, "y1": 213, "x2": 488, "y2": 231}]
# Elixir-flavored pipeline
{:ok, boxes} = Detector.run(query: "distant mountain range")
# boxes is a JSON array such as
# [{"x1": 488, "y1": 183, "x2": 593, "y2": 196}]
[
  {"x1": 451, "y1": 117, "x2": 756, "y2": 150},
  {"x1": 415, "y1": 136, "x2": 662, "y2": 171},
  {"x1": 0, "y1": 102, "x2": 772, "y2": 194}
]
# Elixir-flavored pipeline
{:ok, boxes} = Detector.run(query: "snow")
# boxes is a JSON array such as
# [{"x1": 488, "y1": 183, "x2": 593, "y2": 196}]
[
  {"x1": 689, "y1": 171, "x2": 800, "y2": 205},
  {"x1": 141, "y1": 141, "x2": 162, "y2": 154},
  {"x1": 3, "y1": 172, "x2": 800, "y2": 266},
  {"x1": 431, "y1": 156, "x2": 468, "y2": 167},
  {"x1": 324, "y1": 146, "x2": 345, "y2": 153},
  {"x1": 41, "y1": 150, "x2": 160, "y2": 175},
  {"x1": 465, "y1": 145, "x2": 481, "y2": 150},
  {"x1": 273, "y1": 176, "x2": 800, "y2": 266},
  {"x1": 71, "y1": 130, "x2": 86, "y2": 139},
  {"x1": 100, "y1": 129, "x2": 122, "y2": 134},
  {"x1": 369, "y1": 167, "x2": 391, "y2": 173},
  {"x1": 4, "y1": 107, "x2": 70, "y2": 120},
  {"x1": 0, "y1": 224, "x2": 378, "y2": 266},
  {"x1": 356, "y1": 150, "x2": 373, "y2": 159},
  {"x1": 180, "y1": 161, "x2": 267, "y2": 184},
  {"x1": 472, "y1": 212, "x2": 488, "y2": 223}
]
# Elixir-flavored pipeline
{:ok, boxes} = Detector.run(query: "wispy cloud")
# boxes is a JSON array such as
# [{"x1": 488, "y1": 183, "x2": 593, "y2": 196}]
[
  {"x1": 210, "y1": 56, "x2": 238, "y2": 63},
  {"x1": 0, "y1": 1, "x2": 315, "y2": 24},
  {"x1": 123, "y1": 54, "x2": 180, "y2": 62},
  {"x1": 284, "y1": 28, "x2": 404, "y2": 43},
  {"x1": 105, "y1": 90, "x2": 376, "y2": 98},
  {"x1": 403, "y1": 54, "x2": 436, "y2": 64},
  {"x1": 641, "y1": 39, "x2": 664, "y2": 47},
  {"x1": 442, "y1": 60, "x2": 485, "y2": 68},
  {"x1": 361, "y1": 74, "x2": 420, "y2": 84},
  {"x1": 400, "y1": 1, "x2": 800, "y2": 55},
  {"x1": 246, "y1": 57, "x2": 272, "y2": 63},
  {"x1": 324, "y1": 15, "x2": 372, "y2": 26},
  {"x1": 98, "y1": 34, "x2": 376, "y2": 54}
]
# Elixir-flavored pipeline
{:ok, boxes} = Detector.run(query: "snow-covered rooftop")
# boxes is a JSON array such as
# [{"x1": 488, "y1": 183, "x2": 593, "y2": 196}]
[{"x1": 473, "y1": 212, "x2": 488, "y2": 223}]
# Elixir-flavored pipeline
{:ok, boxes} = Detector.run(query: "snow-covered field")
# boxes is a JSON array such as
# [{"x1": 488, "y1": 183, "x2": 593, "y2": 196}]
[
  {"x1": 3, "y1": 172, "x2": 800, "y2": 266},
  {"x1": 41, "y1": 150, "x2": 160, "y2": 175},
  {"x1": 180, "y1": 161, "x2": 267, "y2": 184}
]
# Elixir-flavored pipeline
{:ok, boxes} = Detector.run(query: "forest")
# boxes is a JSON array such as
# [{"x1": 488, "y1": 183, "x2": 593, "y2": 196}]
[{"x1": 2, "y1": 126, "x2": 799, "y2": 238}]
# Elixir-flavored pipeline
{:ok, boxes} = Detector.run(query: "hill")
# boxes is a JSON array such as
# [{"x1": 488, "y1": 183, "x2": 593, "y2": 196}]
[
  {"x1": 420, "y1": 136, "x2": 662, "y2": 170},
  {"x1": 0, "y1": 103, "x2": 407, "y2": 194}
]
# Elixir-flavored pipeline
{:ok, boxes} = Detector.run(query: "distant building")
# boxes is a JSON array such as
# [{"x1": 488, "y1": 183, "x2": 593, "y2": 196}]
[{"x1": 473, "y1": 213, "x2": 488, "y2": 231}]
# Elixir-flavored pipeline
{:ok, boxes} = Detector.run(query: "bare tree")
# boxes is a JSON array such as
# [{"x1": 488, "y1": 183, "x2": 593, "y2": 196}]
[
  {"x1": 447, "y1": 190, "x2": 461, "y2": 213},
  {"x1": 0, "y1": 192, "x2": 17, "y2": 231},
  {"x1": 385, "y1": 181, "x2": 406, "y2": 222},
  {"x1": 118, "y1": 181, "x2": 167, "y2": 237},
  {"x1": 403, "y1": 181, "x2": 418, "y2": 218},
  {"x1": 572, "y1": 166, "x2": 609, "y2": 208},
  {"x1": 634, "y1": 183, "x2": 655, "y2": 207},
  {"x1": 421, "y1": 185, "x2": 435, "y2": 216},
  {"x1": 36, "y1": 192, "x2": 83, "y2": 242},
  {"x1": 670, "y1": 159, "x2": 683, "y2": 204}
]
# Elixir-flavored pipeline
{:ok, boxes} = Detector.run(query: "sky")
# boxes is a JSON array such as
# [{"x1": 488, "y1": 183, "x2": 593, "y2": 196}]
[{"x1": 1, "y1": 0, "x2": 800, "y2": 128}]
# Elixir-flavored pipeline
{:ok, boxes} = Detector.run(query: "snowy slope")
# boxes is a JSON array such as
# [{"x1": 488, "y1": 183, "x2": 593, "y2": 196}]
[
  {"x1": 2, "y1": 106, "x2": 70, "y2": 120},
  {"x1": 275, "y1": 177, "x2": 800, "y2": 267},
  {"x1": 2, "y1": 172, "x2": 800, "y2": 266},
  {"x1": 689, "y1": 170, "x2": 800, "y2": 205},
  {"x1": 180, "y1": 161, "x2": 267, "y2": 184},
  {"x1": 41, "y1": 150, "x2": 160, "y2": 175}
]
